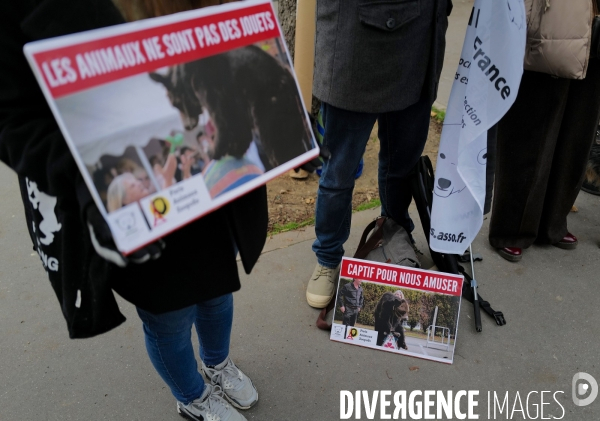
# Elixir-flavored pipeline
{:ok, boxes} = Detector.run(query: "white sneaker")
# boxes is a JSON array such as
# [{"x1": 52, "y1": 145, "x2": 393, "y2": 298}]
[
  {"x1": 201, "y1": 357, "x2": 258, "y2": 410},
  {"x1": 177, "y1": 384, "x2": 246, "y2": 421},
  {"x1": 306, "y1": 263, "x2": 340, "y2": 308}
]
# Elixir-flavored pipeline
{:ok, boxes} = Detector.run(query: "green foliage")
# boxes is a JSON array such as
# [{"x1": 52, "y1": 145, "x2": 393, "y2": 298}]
[
  {"x1": 431, "y1": 106, "x2": 446, "y2": 123},
  {"x1": 403, "y1": 289, "x2": 422, "y2": 331},
  {"x1": 268, "y1": 217, "x2": 315, "y2": 236},
  {"x1": 353, "y1": 198, "x2": 381, "y2": 213},
  {"x1": 420, "y1": 294, "x2": 435, "y2": 333},
  {"x1": 269, "y1": 198, "x2": 382, "y2": 236},
  {"x1": 419, "y1": 293, "x2": 460, "y2": 336}
]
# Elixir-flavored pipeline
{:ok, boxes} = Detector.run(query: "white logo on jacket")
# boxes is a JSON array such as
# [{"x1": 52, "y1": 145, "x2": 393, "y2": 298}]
[{"x1": 26, "y1": 178, "x2": 62, "y2": 246}]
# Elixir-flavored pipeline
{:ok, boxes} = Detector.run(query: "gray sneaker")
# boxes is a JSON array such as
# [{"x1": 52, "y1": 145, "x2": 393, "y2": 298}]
[
  {"x1": 201, "y1": 357, "x2": 258, "y2": 410},
  {"x1": 177, "y1": 384, "x2": 246, "y2": 421},
  {"x1": 306, "y1": 263, "x2": 340, "y2": 308}
]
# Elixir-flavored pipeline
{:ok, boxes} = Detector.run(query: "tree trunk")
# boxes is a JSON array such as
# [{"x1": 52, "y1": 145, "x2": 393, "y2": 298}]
[{"x1": 277, "y1": 0, "x2": 297, "y2": 62}]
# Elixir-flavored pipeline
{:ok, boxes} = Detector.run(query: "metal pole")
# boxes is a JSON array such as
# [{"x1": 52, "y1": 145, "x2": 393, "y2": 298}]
[{"x1": 469, "y1": 245, "x2": 482, "y2": 332}]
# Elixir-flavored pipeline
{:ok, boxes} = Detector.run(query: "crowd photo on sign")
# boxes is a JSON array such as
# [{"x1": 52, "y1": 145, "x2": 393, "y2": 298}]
[{"x1": 2, "y1": 0, "x2": 600, "y2": 420}]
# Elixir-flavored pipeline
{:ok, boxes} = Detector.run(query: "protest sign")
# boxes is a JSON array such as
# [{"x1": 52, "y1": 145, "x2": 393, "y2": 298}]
[
  {"x1": 429, "y1": 0, "x2": 526, "y2": 254},
  {"x1": 330, "y1": 257, "x2": 463, "y2": 364},
  {"x1": 24, "y1": 0, "x2": 318, "y2": 254}
]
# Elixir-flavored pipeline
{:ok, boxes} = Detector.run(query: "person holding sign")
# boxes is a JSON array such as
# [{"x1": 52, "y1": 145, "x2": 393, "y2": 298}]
[
  {"x1": 0, "y1": 1, "x2": 265, "y2": 421},
  {"x1": 306, "y1": 0, "x2": 453, "y2": 307}
]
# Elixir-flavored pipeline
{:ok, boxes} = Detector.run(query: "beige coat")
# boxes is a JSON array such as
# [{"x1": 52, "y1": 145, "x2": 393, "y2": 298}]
[{"x1": 524, "y1": 0, "x2": 594, "y2": 79}]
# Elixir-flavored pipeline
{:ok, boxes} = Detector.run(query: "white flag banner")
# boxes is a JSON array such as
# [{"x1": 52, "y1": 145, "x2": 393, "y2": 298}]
[{"x1": 429, "y1": 0, "x2": 526, "y2": 254}]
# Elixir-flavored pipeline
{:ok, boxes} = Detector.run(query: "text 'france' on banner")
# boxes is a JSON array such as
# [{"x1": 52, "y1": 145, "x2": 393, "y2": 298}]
[{"x1": 429, "y1": 0, "x2": 526, "y2": 254}]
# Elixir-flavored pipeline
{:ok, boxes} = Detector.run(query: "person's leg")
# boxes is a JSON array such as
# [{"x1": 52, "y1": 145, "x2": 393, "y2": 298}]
[
  {"x1": 136, "y1": 305, "x2": 205, "y2": 405},
  {"x1": 137, "y1": 299, "x2": 247, "y2": 421},
  {"x1": 537, "y1": 59, "x2": 600, "y2": 245},
  {"x1": 312, "y1": 103, "x2": 378, "y2": 268},
  {"x1": 195, "y1": 294, "x2": 258, "y2": 410},
  {"x1": 194, "y1": 293, "x2": 233, "y2": 366},
  {"x1": 342, "y1": 309, "x2": 356, "y2": 327},
  {"x1": 376, "y1": 330, "x2": 386, "y2": 346},
  {"x1": 377, "y1": 95, "x2": 432, "y2": 235},
  {"x1": 307, "y1": 103, "x2": 377, "y2": 308},
  {"x1": 342, "y1": 311, "x2": 352, "y2": 339},
  {"x1": 489, "y1": 71, "x2": 570, "y2": 250},
  {"x1": 344, "y1": 310, "x2": 358, "y2": 340},
  {"x1": 395, "y1": 326, "x2": 407, "y2": 350}
]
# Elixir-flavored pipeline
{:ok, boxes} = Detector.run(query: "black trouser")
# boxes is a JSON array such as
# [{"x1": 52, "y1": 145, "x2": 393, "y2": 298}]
[
  {"x1": 489, "y1": 61, "x2": 600, "y2": 248},
  {"x1": 342, "y1": 309, "x2": 359, "y2": 327}
]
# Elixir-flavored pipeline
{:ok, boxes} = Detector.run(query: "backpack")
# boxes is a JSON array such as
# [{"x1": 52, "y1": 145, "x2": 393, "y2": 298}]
[{"x1": 353, "y1": 216, "x2": 420, "y2": 268}]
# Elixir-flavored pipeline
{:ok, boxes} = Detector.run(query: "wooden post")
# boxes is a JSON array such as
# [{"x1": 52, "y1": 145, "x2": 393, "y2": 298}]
[{"x1": 293, "y1": 0, "x2": 316, "y2": 109}]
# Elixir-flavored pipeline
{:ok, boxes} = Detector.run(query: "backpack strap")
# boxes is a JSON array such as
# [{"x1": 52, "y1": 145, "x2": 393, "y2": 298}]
[{"x1": 354, "y1": 217, "x2": 385, "y2": 260}]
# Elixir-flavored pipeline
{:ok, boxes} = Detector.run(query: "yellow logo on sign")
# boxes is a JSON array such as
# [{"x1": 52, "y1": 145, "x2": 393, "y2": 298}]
[
  {"x1": 150, "y1": 197, "x2": 170, "y2": 226},
  {"x1": 151, "y1": 197, "x2": 170, "y2": 216}
]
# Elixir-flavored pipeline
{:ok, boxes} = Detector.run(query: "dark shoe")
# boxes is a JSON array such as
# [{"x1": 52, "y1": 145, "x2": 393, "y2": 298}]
[
  {"x1": 497, "y1": 247, "x2": 522, "y2": 262},
  {"x1": 553, "y1": 233, "x2": 578, "y2": 250}
]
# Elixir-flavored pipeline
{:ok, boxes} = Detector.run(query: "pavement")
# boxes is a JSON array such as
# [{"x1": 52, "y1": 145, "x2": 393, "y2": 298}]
[{"x1": 2, "y1": 1, "x2": 600, "y2": 420}]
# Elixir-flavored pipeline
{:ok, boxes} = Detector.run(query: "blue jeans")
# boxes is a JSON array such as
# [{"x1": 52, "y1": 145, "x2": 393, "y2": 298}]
[
  {"x1": 136, "y1": 294, "x2": 233, "y2": 404},
  {"x1": 312, "y1": 97, "x2": 431, "y2": 268}
]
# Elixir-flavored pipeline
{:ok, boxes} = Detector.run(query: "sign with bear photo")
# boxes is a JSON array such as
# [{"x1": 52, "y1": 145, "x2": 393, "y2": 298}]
[
  {"x1": 330, "y1": 257, "x2": 464, "y2": 364},
  {"x1": 23, "y1": 0, "x2": 318, "y2": 254}
]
